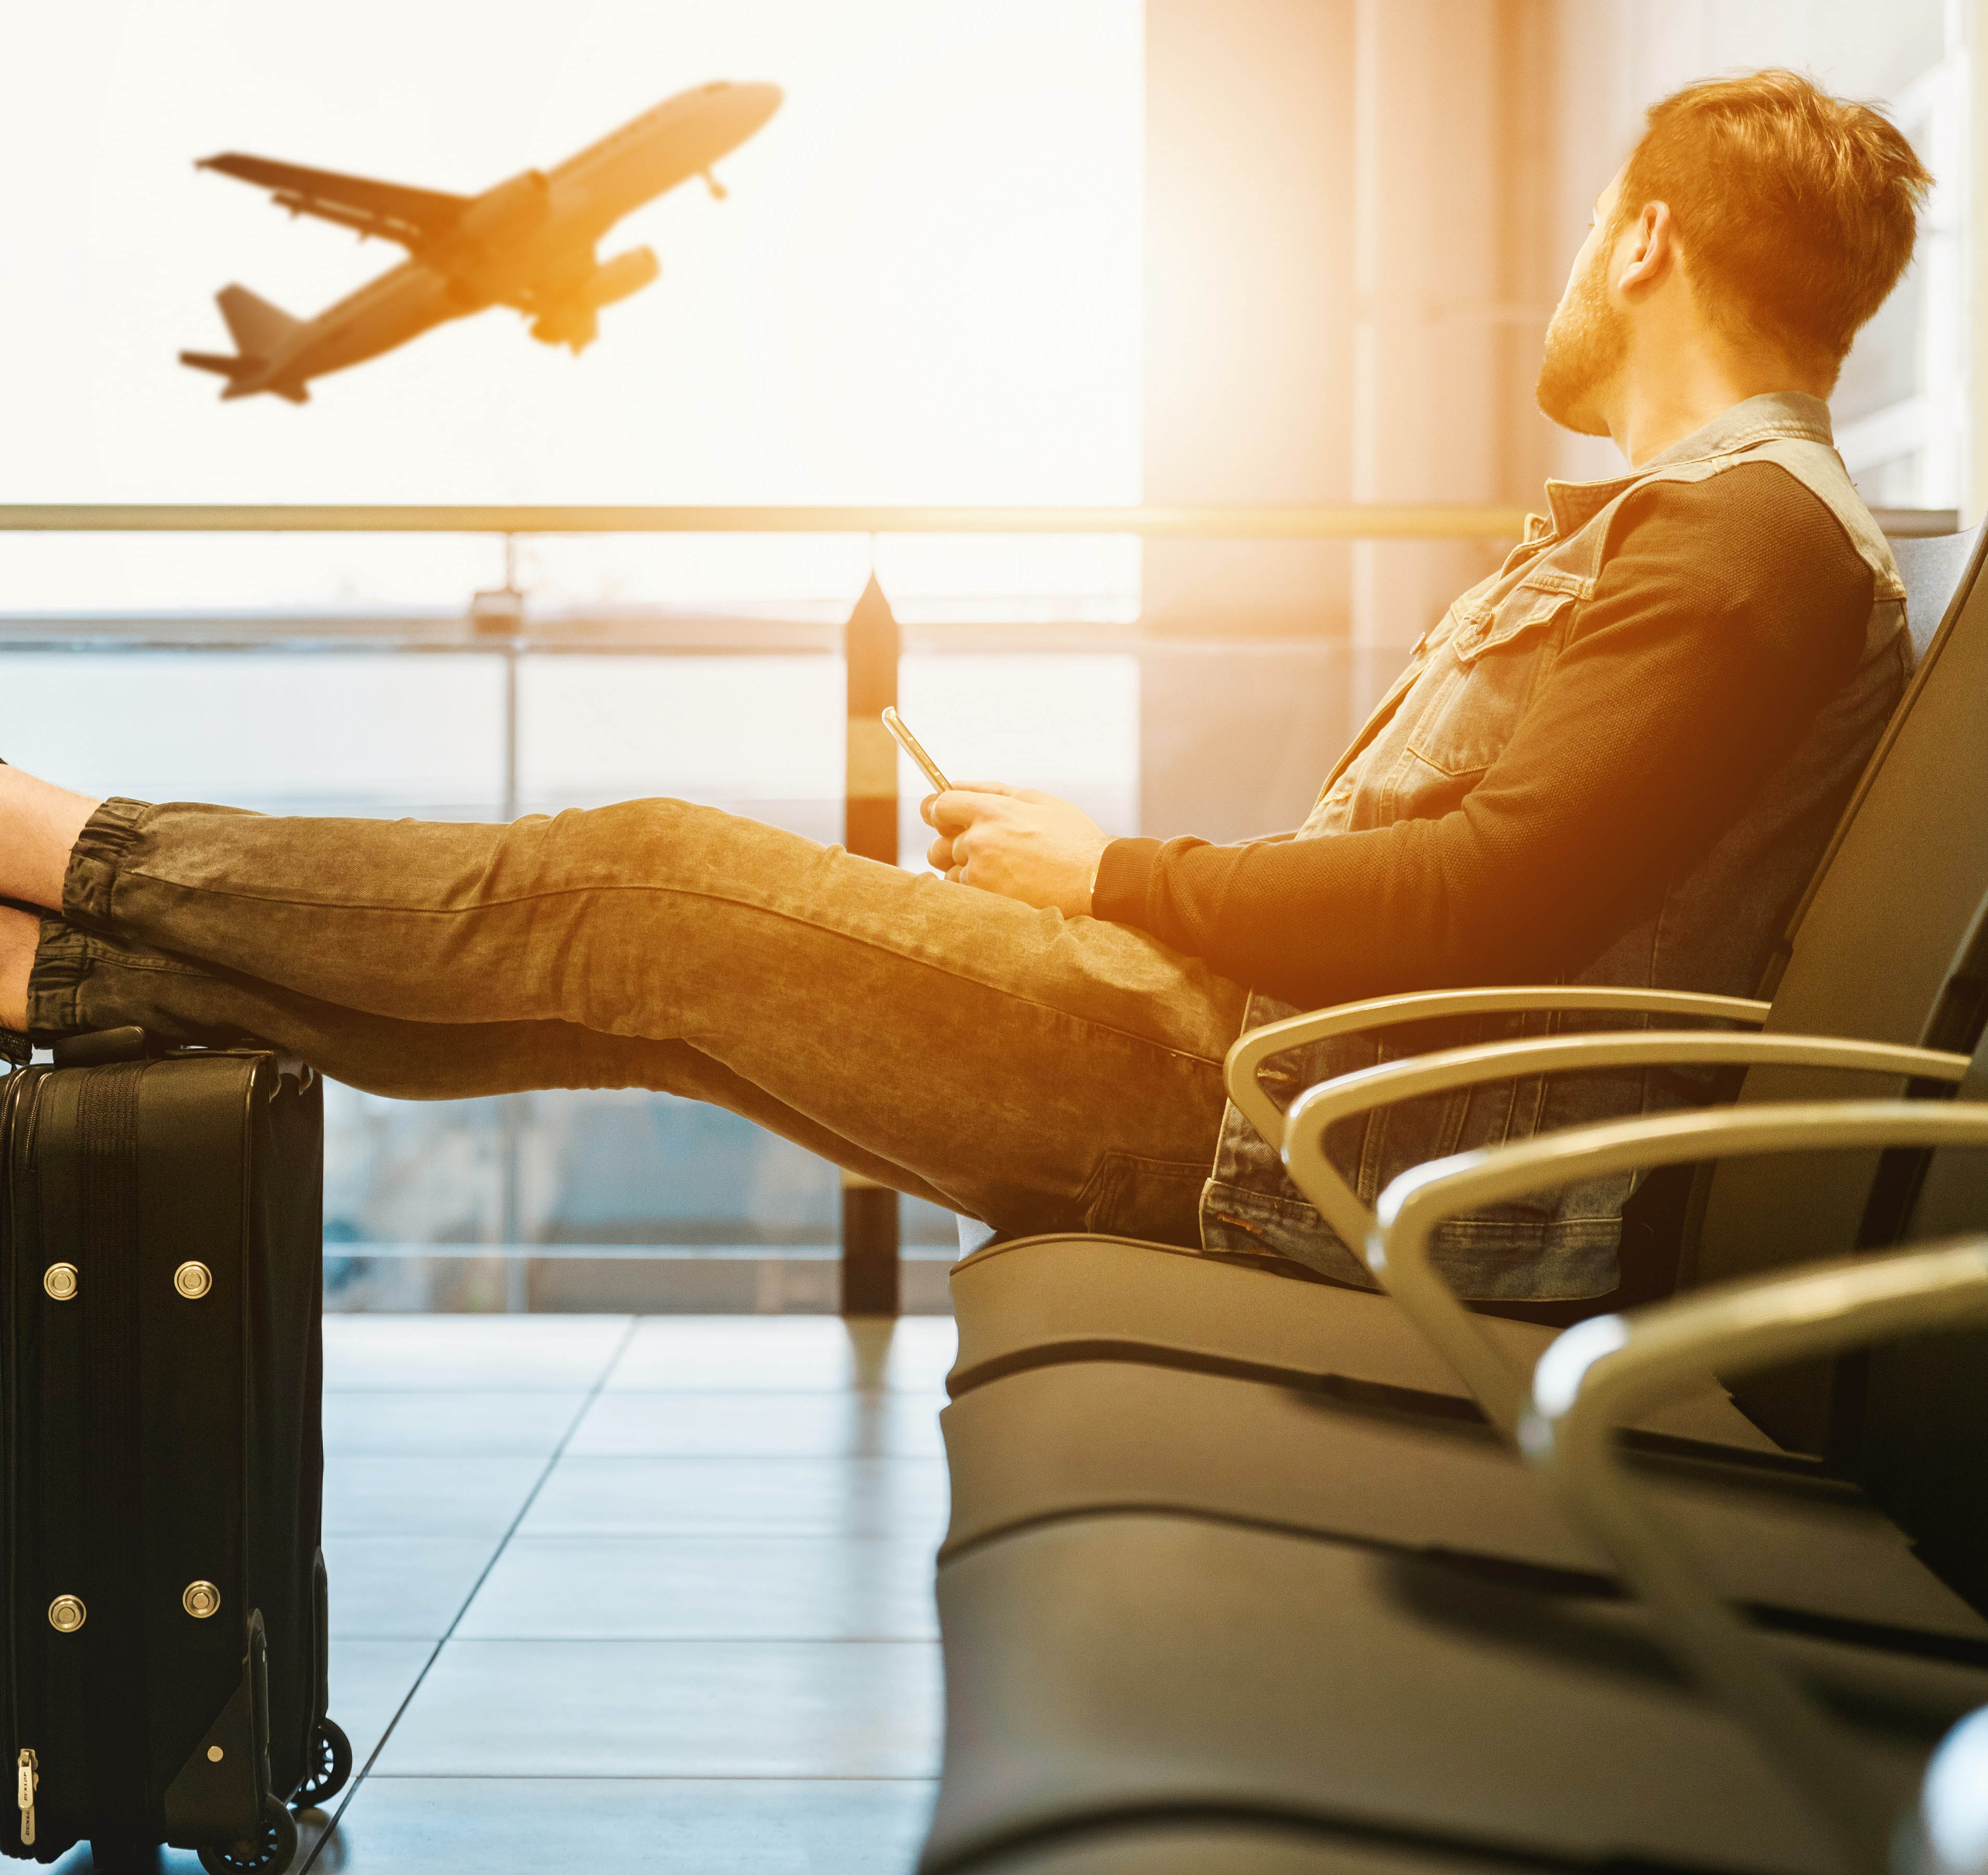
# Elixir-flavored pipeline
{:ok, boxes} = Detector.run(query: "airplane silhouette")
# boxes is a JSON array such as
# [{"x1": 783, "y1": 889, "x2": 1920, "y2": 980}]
[{"x1": 181, "y1": 80, "x2": 782, "y2": 404}]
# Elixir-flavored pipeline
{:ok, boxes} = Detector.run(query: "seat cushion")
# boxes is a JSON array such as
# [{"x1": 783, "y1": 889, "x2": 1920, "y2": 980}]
[
  {"x1": 948, "y1": 1235, "x2": 1560, "y2": 1401},
  {"x1": 948, "y1": 1235, "x2": 1777, "y2": 1453},
  {"x1": 923, "y1": 1514, "x2": 1988, "y2": 1875},
  {"x1": 939, "y1": 1361, "x2": 1988, "y2": 1642},
  {"x1": 958, "y1": 1819, "x2": 1539, "y2": 1875}
]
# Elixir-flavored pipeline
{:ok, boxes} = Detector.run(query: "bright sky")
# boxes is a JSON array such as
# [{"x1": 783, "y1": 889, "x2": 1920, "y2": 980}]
[{"x1": 0, "y1": 0, "x2": 1143, "y2": 610}]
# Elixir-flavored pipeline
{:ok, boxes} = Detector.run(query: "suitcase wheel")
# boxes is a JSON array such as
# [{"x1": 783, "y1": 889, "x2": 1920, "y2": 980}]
[
  {"x1": 293, "y1": 1717, "x2": 353, "y2": 1810},
  {"x1": 196, "y1": 1795, "x2": 298, "y2": 1875}
]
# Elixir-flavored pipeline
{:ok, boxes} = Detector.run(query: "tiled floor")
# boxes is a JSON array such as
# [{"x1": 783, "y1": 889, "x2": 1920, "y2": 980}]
[{"x1": 56, "y1": 1314, "x2": 952, "y2": 1874}]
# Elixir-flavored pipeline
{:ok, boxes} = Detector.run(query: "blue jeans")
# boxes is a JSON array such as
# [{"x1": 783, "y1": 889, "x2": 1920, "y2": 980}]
[{"x1": 30, "y1": 796, "x2": 1249, "y2": 1244}]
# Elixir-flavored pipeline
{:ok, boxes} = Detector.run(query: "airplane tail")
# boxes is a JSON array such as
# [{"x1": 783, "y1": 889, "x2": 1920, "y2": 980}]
[
  {"x1": 180, "y1": 349, "x2": 260, "y2": 382},
  {"x1": 178, "y1": 347, "x2": 310, "y2": 403},
  {"x1": 181, "y1": 285, "x2": 310, "y2": 401},
  {"x1": 216, "y1": 283, "x2": 303, "y2": 357}
]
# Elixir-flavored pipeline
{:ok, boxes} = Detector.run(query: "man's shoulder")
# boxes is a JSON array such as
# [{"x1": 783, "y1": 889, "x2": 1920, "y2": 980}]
[
  {"x1": 1606, "y1": 459, "x2": 1873, "y2": 605},
  {"x1": 1616, "y1": 455, "x2": 1853, "y2": 535}
]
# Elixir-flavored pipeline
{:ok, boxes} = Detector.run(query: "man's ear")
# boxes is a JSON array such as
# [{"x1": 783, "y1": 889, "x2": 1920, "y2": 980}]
[{"x1": 1616, "y1": 200, "x2": 1674, "y2": 298}]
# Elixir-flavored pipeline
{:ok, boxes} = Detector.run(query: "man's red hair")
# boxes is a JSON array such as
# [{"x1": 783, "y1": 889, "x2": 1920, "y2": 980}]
[{"x1": 1619, "y1": 70, "x2": 1931, "y2": 384}]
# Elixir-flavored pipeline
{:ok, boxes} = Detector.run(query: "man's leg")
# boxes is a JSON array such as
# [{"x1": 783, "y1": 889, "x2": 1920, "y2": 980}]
[
  {"x1": 24, "y1": 921, "x2": 968, "y2": 1206},
  {"x1": 19, "y1": 793, "x2": 1248, "y2": 1239}
]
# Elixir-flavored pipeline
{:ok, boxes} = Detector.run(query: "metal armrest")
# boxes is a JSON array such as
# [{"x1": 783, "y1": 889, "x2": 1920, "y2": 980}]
[
  {"x1": 1223, "y1": 986, "x2": 1769, "y2": 1150},
  {"x1": 1280, "y1": 1030, "x2": 1965, "y2": 1250},
  {"x1": 1915, "y1": 1706, "x2": 1988, "y2": 1875},
  {"x1": 1360, "y1": 1099, "x2": 1988, "y2": 1439},
  {"x1": 1520, "y1": 1238, "x2": 1988, "y2": 1871}
]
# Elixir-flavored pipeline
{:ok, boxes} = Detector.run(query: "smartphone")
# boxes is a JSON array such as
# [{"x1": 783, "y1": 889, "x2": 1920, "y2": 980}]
[{"x1": 881, "y1": 706, "x2": 953, "y2": 793}]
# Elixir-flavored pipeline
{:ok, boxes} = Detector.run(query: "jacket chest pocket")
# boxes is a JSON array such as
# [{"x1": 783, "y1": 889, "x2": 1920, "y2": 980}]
[{"x1": 1402, "y1": 582, "x2": 1578, "y2": 780}]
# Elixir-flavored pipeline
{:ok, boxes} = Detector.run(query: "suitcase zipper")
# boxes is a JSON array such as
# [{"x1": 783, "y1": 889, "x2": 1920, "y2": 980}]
[
  {"x1": 15, "y1": 1746, "x2": 35, "y2": 1846},
  {"x1": 5, "y1": 1071, "x2": 46, "y2": 1849}
]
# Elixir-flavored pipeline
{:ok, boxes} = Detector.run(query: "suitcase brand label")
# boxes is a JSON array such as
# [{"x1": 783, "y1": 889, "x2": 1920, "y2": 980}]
[
  {"x1": 16, "y1": 1749, "x2": 35, "y2": 1847},
  {"x1": 41, "y1": 1263, "x2": 77, "y2": 1302}
]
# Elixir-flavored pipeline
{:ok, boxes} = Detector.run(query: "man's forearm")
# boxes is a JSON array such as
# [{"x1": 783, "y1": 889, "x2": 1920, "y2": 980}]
[{"x1": 1091, "y1": 815, "x2": 1579, "y2": 1009}]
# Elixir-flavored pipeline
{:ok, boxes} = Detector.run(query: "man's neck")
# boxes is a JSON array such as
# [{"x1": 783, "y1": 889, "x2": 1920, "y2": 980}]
[{"x1": 1603, "y1": 343, "x2": 1824, "y2": 468}]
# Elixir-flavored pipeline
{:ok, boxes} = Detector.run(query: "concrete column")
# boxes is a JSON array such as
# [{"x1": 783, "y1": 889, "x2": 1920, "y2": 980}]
[
  {"x1": 1141, "y1": 0, "x2": 1358, "y2": 639},
  {"x1": 1137, "y1": 0, "x2": 1564, "y2": 836},
  {"x1": 1348, "y1": 0, "x2": 1538, "y2": 716},
  {"x1": 1971, "y1": 0, "x2": 1988, "y2": 526}
]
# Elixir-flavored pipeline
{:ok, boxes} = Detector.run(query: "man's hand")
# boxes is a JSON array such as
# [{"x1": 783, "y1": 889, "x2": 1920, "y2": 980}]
[{"x1": 921, "y1": 782, "x2": 1110, "y2": 918}]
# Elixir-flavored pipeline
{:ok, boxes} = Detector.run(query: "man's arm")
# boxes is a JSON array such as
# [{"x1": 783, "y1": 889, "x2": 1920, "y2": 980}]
[{"x1": 1089, "y1": 463, "x2": 1876, "y2": 1007}]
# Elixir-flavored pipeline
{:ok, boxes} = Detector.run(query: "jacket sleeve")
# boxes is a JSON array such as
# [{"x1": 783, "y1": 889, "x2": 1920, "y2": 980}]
[{"x1": 1090, "y1": 464, "x2": 1876, "y2": 1009}]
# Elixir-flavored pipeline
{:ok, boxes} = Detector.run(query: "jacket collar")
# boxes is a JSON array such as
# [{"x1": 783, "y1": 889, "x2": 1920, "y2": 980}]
[{"x1": 1542, "y1": 393, "x2": 1836, "y2": 539}]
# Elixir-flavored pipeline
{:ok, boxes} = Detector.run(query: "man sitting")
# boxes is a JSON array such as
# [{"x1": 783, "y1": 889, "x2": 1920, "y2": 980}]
[{"x1": 0, "y1": 70, "x2": 1932, "y2": 1305}]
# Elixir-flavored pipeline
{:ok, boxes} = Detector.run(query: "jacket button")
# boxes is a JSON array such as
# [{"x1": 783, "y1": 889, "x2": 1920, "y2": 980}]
[
  {"x1": 47, "y1": 1596, "x2": 85, "y2": 1633},
  {"x1": 173, "y1": 1261, "x2": 213, "y2": 1300},
  {"x1": 42, "y1": 1264, "x2": 78, "y2": 1302},
  {"x1": 183, "y1": 1581, "x2": 221, "y2": 1619}
]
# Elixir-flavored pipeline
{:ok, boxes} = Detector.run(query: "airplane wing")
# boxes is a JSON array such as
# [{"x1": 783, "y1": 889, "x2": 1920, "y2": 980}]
[{"x1": 196, "y1": 153, "x2": 469, "y2": 248}]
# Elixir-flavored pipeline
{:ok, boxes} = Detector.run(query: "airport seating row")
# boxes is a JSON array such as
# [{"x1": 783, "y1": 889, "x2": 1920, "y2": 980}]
[{"x1": 917, "y1": 520, "x2": 1988, "y2": 1875}]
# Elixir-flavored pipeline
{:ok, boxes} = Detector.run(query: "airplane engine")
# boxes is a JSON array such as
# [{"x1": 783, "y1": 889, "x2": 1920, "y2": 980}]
[
  {"x1": 529, "y1": 248, "x2": 661, "y2": 353},
  {"x1": 531, "y1": 305, "x2": 599, "y2": 352},
  {"x1": 580, "y1": 247, "x2": 661, "y2": 310}
]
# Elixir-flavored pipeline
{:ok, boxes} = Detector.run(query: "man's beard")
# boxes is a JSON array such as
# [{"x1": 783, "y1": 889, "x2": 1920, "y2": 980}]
[{"x1": 1535, "y1": 246, "x2": 1627, "y2": 437}]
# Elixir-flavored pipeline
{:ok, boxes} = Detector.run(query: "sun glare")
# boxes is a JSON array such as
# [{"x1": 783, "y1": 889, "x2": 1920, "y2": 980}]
[{"x1": 0, "y1": 0, "x2": 1143, "y2": 614}]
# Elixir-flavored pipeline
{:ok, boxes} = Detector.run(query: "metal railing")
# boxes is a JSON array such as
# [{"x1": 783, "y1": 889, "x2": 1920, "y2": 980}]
[
  {"x1": 2, "y1": 502, "x2": 1542, "y2": 537},
  {"x1": 0, "y1": 502, "x2": 1957, "y2": 536}
]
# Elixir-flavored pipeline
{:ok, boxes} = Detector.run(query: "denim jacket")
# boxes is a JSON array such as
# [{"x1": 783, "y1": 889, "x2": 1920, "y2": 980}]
[{"x1": 1199, "y1": 394, "x2": 1910, "y2": 1299}]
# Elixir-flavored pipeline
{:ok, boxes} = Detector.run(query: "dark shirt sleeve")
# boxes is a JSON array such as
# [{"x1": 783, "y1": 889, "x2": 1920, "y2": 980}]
[{"x1": 1092, "y1": 462, "x2": 1876, "y2": 1008}]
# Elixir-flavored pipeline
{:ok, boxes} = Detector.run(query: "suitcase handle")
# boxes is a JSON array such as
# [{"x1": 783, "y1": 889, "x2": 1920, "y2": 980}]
[
  {"x1": 47, "y1": 1030, "x2": 319, "y2": 1104},
  {"x1": 51, "y1": 1026, "x2": 155, "y2": 1068}
]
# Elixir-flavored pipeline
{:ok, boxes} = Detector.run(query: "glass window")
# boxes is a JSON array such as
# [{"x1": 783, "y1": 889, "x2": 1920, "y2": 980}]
[
  {"x1": 0, "y1": 3, "x2": 1146, "y2": 1309},
  {"x1": 1, "y1": 1, "x2": 1143, "y2": 615}
]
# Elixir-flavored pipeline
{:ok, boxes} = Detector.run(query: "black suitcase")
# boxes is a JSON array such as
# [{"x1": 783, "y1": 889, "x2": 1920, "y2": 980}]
[{"x1": 0, "y1": 1030, "x2": 349, "y2": 1872}]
